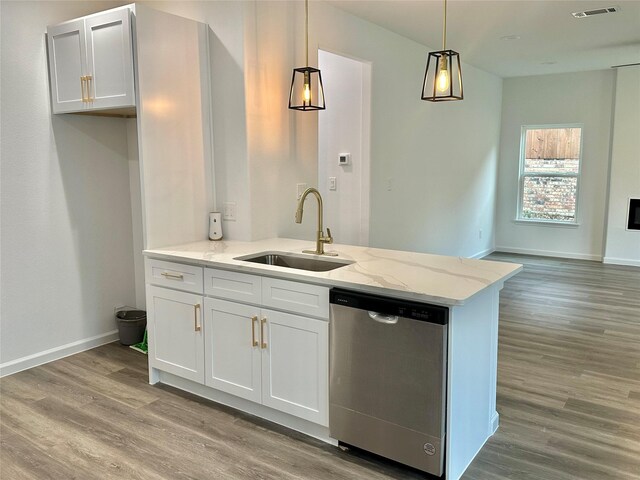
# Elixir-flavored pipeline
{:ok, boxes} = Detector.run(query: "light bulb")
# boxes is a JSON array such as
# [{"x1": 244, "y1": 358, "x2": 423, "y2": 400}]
[
  {"x1": 437, "y1": 69, "x2": 449, "y2": 92},
  {"x1": 436, "y1": 57, "x2": 450, "y2": 92},
  {"x1": 304, "y1": 82, "x2": 311, "y2": 102},
  {"x1": 303, "y1": 70, "x2": 311, "y2": 103}
]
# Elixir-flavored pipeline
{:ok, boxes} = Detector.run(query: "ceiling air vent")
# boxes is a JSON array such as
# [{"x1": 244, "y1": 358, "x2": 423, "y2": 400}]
[{"x1": 572, "y1": 6, "x2": 619, "y2": 18}]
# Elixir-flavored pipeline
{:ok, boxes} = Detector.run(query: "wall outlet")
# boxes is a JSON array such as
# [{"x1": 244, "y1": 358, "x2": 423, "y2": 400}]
[
  {"x1": 223, "y1": 202, "x2": 237, "y2": 221},
  {"x1": 296, "y1": 183, "x2": 307, "y2": 200},
  {"x1": 329, "y1": 177, "x2": 337, "y2": 191},
  {"x1": 386, "y1": 177, "x2": 393, "y2": 191},
  {"x1": 479, "y1": 228, "x2": 483, "y2": 239}
]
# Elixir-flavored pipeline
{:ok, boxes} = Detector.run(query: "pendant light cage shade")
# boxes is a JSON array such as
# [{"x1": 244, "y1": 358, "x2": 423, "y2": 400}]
[
  {"x1": 421, "y1": 50, "x2": 464, "y2": 102},
  {"x1": 289, "y1": 67, "x2": 326, "y2": 111}
]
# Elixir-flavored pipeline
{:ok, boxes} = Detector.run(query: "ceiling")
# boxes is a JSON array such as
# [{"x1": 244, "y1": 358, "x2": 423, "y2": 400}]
[{"x1": 327, "y1": 0, "x2": 640, "y2": 77}]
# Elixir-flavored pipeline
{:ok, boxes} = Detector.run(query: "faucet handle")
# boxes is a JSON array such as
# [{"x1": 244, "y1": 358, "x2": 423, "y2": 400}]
[{"x1": 325, "y1": 228, "x2": 333, "y2": 244}]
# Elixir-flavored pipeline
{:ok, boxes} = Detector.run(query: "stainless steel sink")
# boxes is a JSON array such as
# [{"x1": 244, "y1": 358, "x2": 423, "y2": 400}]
[{"x1": 235, "y1": 251, "x2": 353, "y2": 272}]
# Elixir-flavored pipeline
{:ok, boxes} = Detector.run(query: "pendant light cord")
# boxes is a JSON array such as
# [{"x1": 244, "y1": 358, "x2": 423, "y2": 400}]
[
  {"x1": 305, "y1": 0, "x2": 309, "y2": 66},
  {"x1": 442, "y1": 0, "x2": 447, "y2": 51}
]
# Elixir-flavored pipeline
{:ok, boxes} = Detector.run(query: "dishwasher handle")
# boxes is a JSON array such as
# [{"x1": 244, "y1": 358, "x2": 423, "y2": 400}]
[{"x1": 368, "y1": 311, "x2": 399, "y2": 324}]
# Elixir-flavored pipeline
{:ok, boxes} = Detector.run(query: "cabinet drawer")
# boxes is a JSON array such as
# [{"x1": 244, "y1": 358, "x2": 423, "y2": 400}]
[
  {"x1": 146, "y1": 258, "x2": 203, "y2": 294},
  {"x1": 262, "y1": 278, "x2": 329, "y2": 320},
  {"x1": 204, "y1": 268, "x2": 262, "y2": 304}
]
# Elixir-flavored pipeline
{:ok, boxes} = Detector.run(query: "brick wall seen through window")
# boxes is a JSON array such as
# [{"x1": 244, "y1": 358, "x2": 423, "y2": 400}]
[{"x1": 518, "y1": 126, "x2": 582, "y2": 223}]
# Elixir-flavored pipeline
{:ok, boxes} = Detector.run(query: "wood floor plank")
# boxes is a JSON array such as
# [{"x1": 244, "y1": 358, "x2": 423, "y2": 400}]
[{"x1": 1, "y1": 253, "x2": 638, "y2": 479}]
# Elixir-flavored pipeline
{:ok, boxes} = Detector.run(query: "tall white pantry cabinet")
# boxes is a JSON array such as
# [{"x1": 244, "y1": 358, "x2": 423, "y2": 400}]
[
  {"x1": 45, "y1": 3, "x2": 214, "y2": 259},
  {"x1": 46, "y1": 6, "x2": 135, "y2": 114}
]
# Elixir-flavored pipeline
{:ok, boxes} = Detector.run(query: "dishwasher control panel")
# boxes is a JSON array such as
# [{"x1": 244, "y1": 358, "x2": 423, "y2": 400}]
[{"x1": 330, "y1": 289, "x2": 448, "y2": 324}]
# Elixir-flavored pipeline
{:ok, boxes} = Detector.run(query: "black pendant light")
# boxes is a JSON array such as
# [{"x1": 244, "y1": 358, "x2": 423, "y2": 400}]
[
  {"x1": 289, "y1": 0, "x2": 325, "y2": 111},
  {"x1": 421, "y1": 0, "x2": 463, "y2": 102}
]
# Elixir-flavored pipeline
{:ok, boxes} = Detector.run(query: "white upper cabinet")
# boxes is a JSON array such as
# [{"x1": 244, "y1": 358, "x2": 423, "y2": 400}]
[{"x1": 46, "y1": 6, "x2": 135, "y2": 114}]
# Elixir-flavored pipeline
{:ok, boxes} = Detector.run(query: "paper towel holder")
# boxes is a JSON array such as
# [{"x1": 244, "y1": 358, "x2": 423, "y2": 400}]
[{"x1": 209, "y1": 212, "x2": 223, "y2": 240}]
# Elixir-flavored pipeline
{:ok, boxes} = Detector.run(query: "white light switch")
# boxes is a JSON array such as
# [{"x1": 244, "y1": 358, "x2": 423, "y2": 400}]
[
  {"x1": 223, "y1": 202, "x2": 237, "y2": 221},
  {"x1": 329, "y1": 177, "x2": 337, "y2": 191}
]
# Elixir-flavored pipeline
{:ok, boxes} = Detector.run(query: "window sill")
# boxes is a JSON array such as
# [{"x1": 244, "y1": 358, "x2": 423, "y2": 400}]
[{"x1": 513, "y1": 219, "x2": 580, "y2": 228}]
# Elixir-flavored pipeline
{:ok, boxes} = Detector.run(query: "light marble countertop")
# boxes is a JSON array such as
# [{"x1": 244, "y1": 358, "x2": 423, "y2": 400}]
[{"x1": 144, "y1": 238, "x2": 522, "y2": 306}]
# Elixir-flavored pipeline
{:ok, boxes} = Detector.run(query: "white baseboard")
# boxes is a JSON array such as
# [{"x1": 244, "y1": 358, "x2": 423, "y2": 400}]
[
  {"x1": 0, "y1": 330, "x2": 119, "y2": 378},
  {"x1": 603, "y1": 257, "x2": 640, "y2": 267},
  {"x1": 468, "y1": 247, "x2": 495, "y2": 259},
  {"x1": 490, "y1": 411, "x2": 500, "y2": 434},
  {"x1": 494, "y1": 246, "x2": 602, "y2": 262}
]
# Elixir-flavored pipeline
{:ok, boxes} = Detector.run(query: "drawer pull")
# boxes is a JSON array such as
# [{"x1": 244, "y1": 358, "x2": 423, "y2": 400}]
[
  {"x1": 260, "y1": 318, "x2": 267, "y2": 349},
  {"x1": 161, "y1": 271, "x2": 184, "y2": 280},
  {"x1": 194, "y1": 304, "x2": 201, "y2": 332},
  {"x1": 251, "y1": 316, "x2": 259, "y2": 347}
]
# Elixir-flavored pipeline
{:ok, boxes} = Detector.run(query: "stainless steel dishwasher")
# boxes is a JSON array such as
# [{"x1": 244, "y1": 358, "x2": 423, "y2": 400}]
[{"x1": 329, "y1": 288, "x2": 448, "y2": 476}]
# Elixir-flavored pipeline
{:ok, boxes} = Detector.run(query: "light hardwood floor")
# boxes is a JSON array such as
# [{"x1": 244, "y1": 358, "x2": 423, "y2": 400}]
[{"x1": 1, "y1": 254, "x2": 639, "y2": 479}]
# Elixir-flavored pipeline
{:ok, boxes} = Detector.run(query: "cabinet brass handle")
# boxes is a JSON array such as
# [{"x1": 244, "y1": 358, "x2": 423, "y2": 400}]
[
  {"x1": 251, "y1": 316, "x2": 259, "y2": 347},
  {"x1": 161, "y1": 271, "x2": 184, "y2": 280},
  {"x1": 260, "y1": 318, "x2": 267, "y2": 349},
  {"x1": 194, "y1": 304, "x2": 201, "y2": 332},
  {"x1": 86, "y1": 75, "x2": 93, "y2": 103},
  {"x1": 80, "y1": 76, "x2": 87, "y2": 102}
]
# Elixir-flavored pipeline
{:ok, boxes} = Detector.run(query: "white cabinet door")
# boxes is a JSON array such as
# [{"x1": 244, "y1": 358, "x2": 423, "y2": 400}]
[
  {"x1": 261, "y1": 309, "x2": 329, "y2": 426},
  {"x1": 204, "y1": 298, "x2": 262, "y2": 403},
  {"x1": 147, "y1": 285, "x2": 204, "y2": 384},
  {"x1": 46, "y1": 19, "x2": 87, "y2": 113},
  {"x1": 85, "y1": 8, "x2": 135, "y2": 109},
  {"x1": 46, "y1": 7, "x2": 134, "y2": 114}
]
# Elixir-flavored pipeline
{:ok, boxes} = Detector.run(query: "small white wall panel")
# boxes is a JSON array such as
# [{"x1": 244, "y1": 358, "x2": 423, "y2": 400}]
[{"x1": 446, "y1": 286, "x2": 500, "y2": 480}]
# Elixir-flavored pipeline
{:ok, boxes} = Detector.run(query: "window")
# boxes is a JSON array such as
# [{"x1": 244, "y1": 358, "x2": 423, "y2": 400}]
[{"x1": 518, "y1": 125, "x2": 583, "y2": 223}]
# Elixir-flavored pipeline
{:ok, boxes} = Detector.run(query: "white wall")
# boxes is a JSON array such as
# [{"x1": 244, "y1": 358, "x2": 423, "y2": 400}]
[
  {"x1": 318, "y1": 50, "x2": 370, "y2": 246},
  {"x1": 0, "y1": 1, "x2": 137, "y2": 373},
  {"x1": 604, "y1": 66, "x2": 640, "y2": 266},
  {"x1": 243, "y1": 0, "x2": 297, "y2": 241},
  {"x1": 273, "y1": 1, "x2": 503, "y2": 258},
  {"x1": 495, "y1": 70, "x2": 616, "y2": 260}
]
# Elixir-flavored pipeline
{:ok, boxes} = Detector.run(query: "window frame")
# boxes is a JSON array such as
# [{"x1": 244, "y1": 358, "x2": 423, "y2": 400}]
[{"x1": 516, "y1": 124, "x2": 584, "y2": 226}]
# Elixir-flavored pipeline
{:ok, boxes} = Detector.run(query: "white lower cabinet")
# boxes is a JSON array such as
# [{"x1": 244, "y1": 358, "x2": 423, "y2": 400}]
[
  {"x1": 204, "y1": 299, "x2": 329, "y2": 426},
  {"x1": 147, "y1": 285, "x2": 205, "y2": 384},
  {"x1": 204, "y1": 298, "x2": 262, "y2": 403},
  {"x1": 147, "y1": 261, "x2": 329, "y2": 427},
  {"x1": 261, "y1": 309, "x2": 328, "y2": 426}
]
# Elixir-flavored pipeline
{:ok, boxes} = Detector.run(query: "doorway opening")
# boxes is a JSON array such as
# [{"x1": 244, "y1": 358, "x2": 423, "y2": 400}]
[{"x1": 318, "y1": 50, "x2": 371, "y2": 246}]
